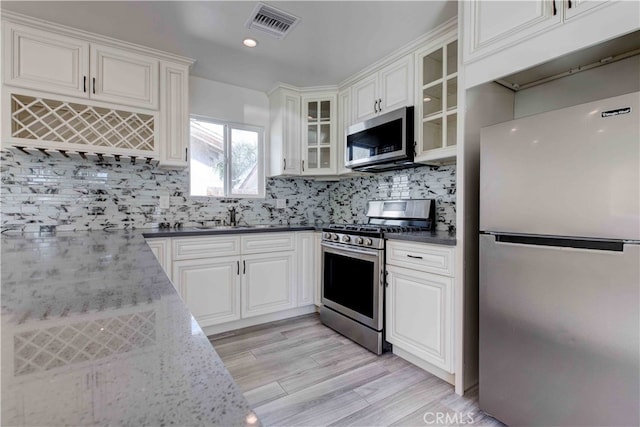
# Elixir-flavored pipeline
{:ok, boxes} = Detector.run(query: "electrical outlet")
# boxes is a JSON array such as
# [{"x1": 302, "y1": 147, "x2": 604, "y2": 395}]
[
  {"x1": 276, "y1": 199, "x2": 286, "y2": 209},
  {"x1": 159, "y1": 195, "x2": 170, "y2": 209}
]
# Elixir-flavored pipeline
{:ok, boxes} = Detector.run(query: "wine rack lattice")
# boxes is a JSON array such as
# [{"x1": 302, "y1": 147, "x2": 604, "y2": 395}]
[
  {"x1": 10, "y1": 94, "x2": 155, "y2": 153},
  {"x1": 13, "y1": 310, "x2": 156, "y2": 376}
]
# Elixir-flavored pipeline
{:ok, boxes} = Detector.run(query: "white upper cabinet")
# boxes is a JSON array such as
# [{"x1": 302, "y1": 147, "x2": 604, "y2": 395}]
[
  {"x1": 90, "y1": 43, "x2": 159, "y2": 109},
  {"x1": 4, "y1": 22, "x2": 159, "y2": 110},
  {"x1": 414, "y1": 36, "x2": 458, "y2": 164},
  {"x1": 462, "y1": 0, "x2": 637, "y2": 88},
  {"x1": 159, "y1": 61, "x2": 189, "y2": 168},
  {"x1": 336, "y1": 87, "x2": 352, "y2": 175},
  {"x1": 301, "y1": 92, "x2": 337, "y2": 175},
  {"x1": 351, "y1": 55, "x2": 414, "y2": 123},
  {"x1": 269, "y1": 86, "x2": 301, "y2": 176},
  {"x1": 351, "y1": 73, "x2": 378, "y2": 123},
  {"x1": 464, "y1": 0, "x2": 561, "y2": 63},
  {"x1": 564, "y1": 0, "x2": 610, "y2": 19},
  {"x1": 3, "y1": 22, "x2": 90, "y2": 97},
  {"x1": 1, "y1": 15, "x2": 193, "y2": 167}
]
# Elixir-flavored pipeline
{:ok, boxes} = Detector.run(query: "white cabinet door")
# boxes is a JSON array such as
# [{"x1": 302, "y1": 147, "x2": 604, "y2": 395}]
[
  {"x1": 159, "y1": 61, "x2": 189, "y2": 168},
  {"x1": 386, "y1": 265, "x2": 453, "y2": 373},
  {"x1": 90, "y1": 43, "x2": 159, "y2": 109},
  {"x1": 146, "y1": 238, "x2": 172, "y2": 279},
  {"x1": 314, "y1": 232, "x2": 322, "y2": 306},
  {"x1": 242, "y1": 252, "x2": 296, "y2": 318},
  {"x1": 172, "y1": 257, "x2": 241, "y2": 327},
  {"x1": 351, "y1": 73, "x2": 378, "y2": 123},
  {"x1": 378, "y1": 55, "x2": 414, "y2": 113},
  {"x1": 564, "y1": 0, "x2": 609, "y2": 19},
  {"x1": 296, "y1": 232, "x2": 316, "y2": 306},
  {"x1": 464, "y1": 0, "x2": 561, "y2": 62},
  {"x1": 301, "y1": 92, "x2": 338, "y2": 175},
  {"x1": 336, "y1": 87, "x2": 352, "y2": 175},
  {"x1": 269, "y1": 87, "x2": 301, "y2": 176},
  {"x1": 3, "y1": 22, "x2": 90, "y2": 97}
]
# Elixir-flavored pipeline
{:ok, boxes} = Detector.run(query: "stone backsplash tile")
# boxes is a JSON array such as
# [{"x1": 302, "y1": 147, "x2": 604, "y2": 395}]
[
  {"x1": 0, "y1": 150, "x2": 331, "y2": 232},
  {"x1": 1, "y1": 150, "x2": 456, "y2": 232},
  {"x1": 329, "y1": 165, "x2": 456, "y2": 232}
]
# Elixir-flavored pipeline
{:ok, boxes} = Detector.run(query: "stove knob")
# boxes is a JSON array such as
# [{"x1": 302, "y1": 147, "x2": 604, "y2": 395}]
[
  {"x1": 355, "y1": 237, "x2": 364, "y2": 245},
  {"x1": 323, "y1": 232, "x2": 331, "y2": 239},
  {"x1": 365, "y1": 238, "x2": 373, "y2": 246},
  {"x1": 332, "y1": 233, "x2": 340, "y2": 241},
  {"x1": 342, "y1": 235, "x2": 351, "y2": 243}
]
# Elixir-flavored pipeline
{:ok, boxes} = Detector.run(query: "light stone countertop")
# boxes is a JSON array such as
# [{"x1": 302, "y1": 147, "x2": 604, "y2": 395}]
[{"x1": 1, "y1": 230, "x2": 259, "y2": 426}]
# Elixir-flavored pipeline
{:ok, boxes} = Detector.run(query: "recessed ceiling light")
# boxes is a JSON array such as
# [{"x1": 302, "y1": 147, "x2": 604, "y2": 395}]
[{"x1": 243, "y1": 38, "x2": 258, "y2": 48}]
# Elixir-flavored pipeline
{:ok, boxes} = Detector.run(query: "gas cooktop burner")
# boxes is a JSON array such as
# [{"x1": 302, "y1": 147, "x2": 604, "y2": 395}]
[{"x1": 326, "y1": 224, "x2": 430, "y2": 236}]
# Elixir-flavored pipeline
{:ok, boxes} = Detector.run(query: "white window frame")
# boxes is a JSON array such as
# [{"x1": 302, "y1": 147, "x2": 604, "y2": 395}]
[{"x1": 190, "y1": 115, "x2": 265, "y2": 199}]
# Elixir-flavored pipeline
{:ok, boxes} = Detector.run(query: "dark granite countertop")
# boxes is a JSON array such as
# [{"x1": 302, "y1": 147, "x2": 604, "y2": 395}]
[
  {"x1": 385, "y1": 230, "x2": 457, "y2": 246},
  {"x1": 1, "y1": 230, "x2": 259, "y2": 426},
  {"x1": 142, "y1": 224, "x2": 320, "y2": 238}
]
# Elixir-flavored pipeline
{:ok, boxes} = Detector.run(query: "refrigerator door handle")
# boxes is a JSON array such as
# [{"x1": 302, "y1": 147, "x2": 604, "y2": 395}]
[{"x1": 493, "y1": 234, "x2": 624, "y2": 252}]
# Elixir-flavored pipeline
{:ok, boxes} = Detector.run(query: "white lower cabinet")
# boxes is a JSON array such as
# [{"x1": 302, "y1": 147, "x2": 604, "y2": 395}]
[
  {"x1": 166, "y1": 232, "x2": 315, "y2": 330},
  {"x1": 146, "y1": 237, "x2": 172, "y2": 278},
  {"x1": 173, "y1": 256, "x2": 241, "y2": 327},
  {"x1": 386, "y1": 265, "x2": 452, "y2": 372},
  {"x1": 242, "y1": 252, "x2": 296, "y2": 318},
  {"x1": 385, "y1": 240, "x2": 455, "y2": 376},
  {"x1": 297, "y1": 232, "x2": 317, "y2": 306}
]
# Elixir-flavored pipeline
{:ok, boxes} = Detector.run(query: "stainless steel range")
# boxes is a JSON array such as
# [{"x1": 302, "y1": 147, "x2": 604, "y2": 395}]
[{"x1": 320, "y1": 199, "x2": 435, "y2": 354}]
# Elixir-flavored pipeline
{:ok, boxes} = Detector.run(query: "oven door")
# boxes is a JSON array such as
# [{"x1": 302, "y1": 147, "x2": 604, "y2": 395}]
[{"x1": 321, "y1": 241, "x2": 384, "y2": 331}]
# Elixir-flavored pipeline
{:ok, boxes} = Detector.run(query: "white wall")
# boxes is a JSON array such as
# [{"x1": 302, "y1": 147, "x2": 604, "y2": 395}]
[
  {"x1": 189, "y1": 75, "x2": 270, "y2": 173},
  {"x1": 514, "y1": 55, "x2": 640, "y2": 118},
  {"x1": 189, "y1": 75, "x2": 269, "y2": 129}
]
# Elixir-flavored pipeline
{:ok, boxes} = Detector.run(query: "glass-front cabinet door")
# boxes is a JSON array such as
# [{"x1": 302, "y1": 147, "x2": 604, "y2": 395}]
[
  {"x1": 301, "y1": 93, "x2": 337, "y2": 175},
  {"x1": 414, "y1": 36, "x2": 458, "y2": 164}
]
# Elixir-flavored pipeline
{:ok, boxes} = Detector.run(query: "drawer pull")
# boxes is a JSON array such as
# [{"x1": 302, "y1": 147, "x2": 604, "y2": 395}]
[{"x1": 407, "y1": 254, "x2": 423, "y2": 259}]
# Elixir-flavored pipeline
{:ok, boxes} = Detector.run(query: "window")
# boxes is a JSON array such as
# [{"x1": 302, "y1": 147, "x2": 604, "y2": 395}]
[{"x1": 189, "y1": 116, "x2": 265, "y2": 198}]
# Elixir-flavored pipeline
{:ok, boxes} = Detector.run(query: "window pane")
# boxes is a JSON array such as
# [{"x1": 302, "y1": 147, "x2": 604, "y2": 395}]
[
  {"x1": 190, "y1": 118, "x2": 225, "y2": 196},
  {"x1": 230, "y1": 128, "x2": 259, "y2": 195}
]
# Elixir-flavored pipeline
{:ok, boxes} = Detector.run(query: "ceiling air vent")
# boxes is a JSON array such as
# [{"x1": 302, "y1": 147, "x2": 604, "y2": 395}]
[{"x1": 246, "y1": 2, "x2": 300, "y2": 39}]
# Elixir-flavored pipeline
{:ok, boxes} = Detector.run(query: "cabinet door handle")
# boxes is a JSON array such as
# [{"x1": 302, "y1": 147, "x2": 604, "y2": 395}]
[
  {"x1": 552, "y1": 0, "x2": 557, "y2": 15},
  {"x1": 243, "y1": 260, "x2": 246, "y2": 274},
  {"x1": 407, "y1": 254, "x2": 423, "y2": 259},
  {"x1": 283, "y1": 158, "x2": 287, "y2": 170},
  {"x1": 374, "y1": 99, "x2": 378, "y2": 113},
  {"x1": 185, "y1": 147, "x2": 188, "y2": 162},
  {"x1": 237, "y1": 260, "x2": 240, "y2": 275},
  {"x1": 83, "y1": 76, "x2": 87, "y2": 93},
  {"x1": 92, "y1": 77, "x2": 96, "y2": 94},
  {"x1": 378, "y1": 99, "x2": 382, "y2": 112},
  {"x1": 567, "y1": 0, "x2": 572, "y2": 8},
  {"x1": 302, "y1": 160, "x2": 305, "y2": 172}
]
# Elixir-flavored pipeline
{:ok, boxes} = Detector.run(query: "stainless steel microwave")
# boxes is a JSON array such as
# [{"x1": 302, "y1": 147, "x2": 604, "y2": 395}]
[{"x1": 345, "y1": 106, "x2": 414, "y2": 172}]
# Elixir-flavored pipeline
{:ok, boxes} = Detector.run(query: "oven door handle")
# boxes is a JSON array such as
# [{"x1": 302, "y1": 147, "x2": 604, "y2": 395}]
[{"x1": 321, "y1": 241, "x2": 380, "y2": 257}]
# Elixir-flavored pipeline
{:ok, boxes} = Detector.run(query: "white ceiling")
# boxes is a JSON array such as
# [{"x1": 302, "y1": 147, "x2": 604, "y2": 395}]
[{"x1": 1, "y1": 1, "x2": 457, "y2": 92}]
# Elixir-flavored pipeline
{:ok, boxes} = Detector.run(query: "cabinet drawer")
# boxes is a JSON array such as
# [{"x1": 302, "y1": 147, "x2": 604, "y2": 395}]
[
  {"x1": 172, "y1": 236, "x2": 240, "y2": 260},
  {"x1": 386, "y1": 241, "x2": 454, "y2": 277},
  {"x1": 241, "y1": 233, "x2": 295, "y2": 254}
]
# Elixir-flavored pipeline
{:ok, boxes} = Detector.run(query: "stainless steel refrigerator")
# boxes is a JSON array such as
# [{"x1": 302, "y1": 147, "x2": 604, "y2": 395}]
[{"x1": 479, "y1": 91, "x2": 640, "y2": 427}]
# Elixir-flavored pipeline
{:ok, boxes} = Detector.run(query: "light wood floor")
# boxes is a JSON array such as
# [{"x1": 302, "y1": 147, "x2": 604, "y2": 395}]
[{"x1": 209, "y1": 314, "x2": 504, "y2": 427}]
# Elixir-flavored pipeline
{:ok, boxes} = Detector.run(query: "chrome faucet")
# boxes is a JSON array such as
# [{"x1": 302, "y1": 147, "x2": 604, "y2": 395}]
[{"x1": 228, "y1": 206, "x2": 238, "y2": 227}]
